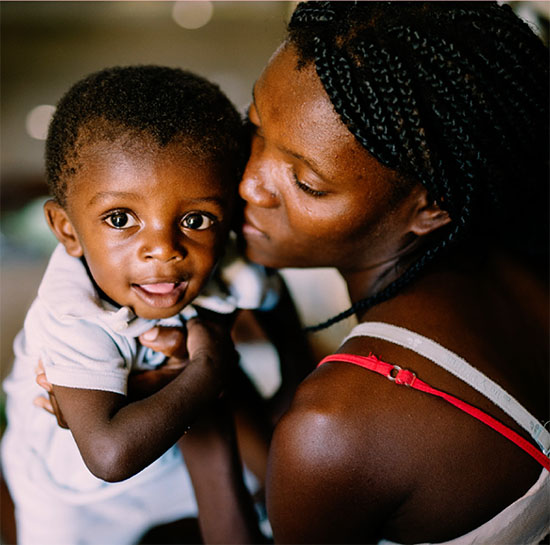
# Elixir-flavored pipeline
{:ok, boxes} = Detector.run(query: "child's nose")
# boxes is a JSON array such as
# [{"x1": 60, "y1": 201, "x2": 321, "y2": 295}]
[{"x1": 139, "y1": 228, "x2": 186, "y2": 262}]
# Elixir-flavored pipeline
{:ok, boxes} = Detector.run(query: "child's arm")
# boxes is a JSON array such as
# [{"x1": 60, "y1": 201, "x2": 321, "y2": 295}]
[{"x1": 49, "y1": 319, "x2": 236, "y2": 483}]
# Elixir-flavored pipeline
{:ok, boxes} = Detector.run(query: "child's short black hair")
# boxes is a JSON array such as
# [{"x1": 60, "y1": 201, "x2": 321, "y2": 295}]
[{"x1": 46, "y1": 65, "x2": 247, "y2": 207}]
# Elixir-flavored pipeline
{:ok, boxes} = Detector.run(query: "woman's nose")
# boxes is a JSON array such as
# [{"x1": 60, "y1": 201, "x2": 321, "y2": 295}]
[
  {"x1": 239, "y1": 163, "x2": 279, "y2": 208},
  {"x1": 139, "y1": 228, "x2": 186, "y2": 262}
]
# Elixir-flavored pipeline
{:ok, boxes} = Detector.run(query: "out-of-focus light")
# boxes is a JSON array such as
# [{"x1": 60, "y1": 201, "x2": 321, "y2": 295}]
[
  {"x1": 25, "y1": 104, "x2": 55, "y2": 140},
  {"x1": 172, "y1": 1, "x2": 213, "y2": 30}
]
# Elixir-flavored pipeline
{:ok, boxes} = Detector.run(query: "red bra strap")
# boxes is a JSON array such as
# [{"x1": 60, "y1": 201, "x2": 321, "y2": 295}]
[{"x1": 318, "y1": 353, "x2": 550, "y2": 471}]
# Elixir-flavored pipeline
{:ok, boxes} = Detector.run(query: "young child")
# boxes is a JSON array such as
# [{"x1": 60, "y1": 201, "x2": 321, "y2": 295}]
[{"x1": 1, "y1": 65, "x2": 281, "y2": 545}]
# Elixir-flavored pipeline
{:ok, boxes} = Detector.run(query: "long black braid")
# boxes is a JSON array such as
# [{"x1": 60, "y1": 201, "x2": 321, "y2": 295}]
[{"x1": 287, "y1": 1, "x2": 549, "y2": 332}]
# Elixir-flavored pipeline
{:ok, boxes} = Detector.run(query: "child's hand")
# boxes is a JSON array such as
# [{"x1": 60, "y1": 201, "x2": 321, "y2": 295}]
[
  {"x1": 186, "y1": 312, "x2": 240, "y2": 383},
  {"x1": 139, "y1": 326, "x2": 189, "y2": 364},
  {"x1": 33, "y1": 360, "x2": 69, "y2": 429},
  {"x1": 128, "y1": 325, "x2": 192, "y2": 400},
  {"x1": 127, "y1": 361, "x2": 187, "y2": 401}
]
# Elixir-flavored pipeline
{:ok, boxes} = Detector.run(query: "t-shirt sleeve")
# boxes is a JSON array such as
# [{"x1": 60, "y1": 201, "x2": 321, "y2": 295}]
[{"x1": 40, "y1": 311, "x2": 131, "y2": 395}]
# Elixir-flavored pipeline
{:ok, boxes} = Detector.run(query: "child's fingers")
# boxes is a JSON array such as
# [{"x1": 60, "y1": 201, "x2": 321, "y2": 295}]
[
  {"x1": 139, "y1": 327, "x2": 189, "y2": 360},
  {"x1": 162, "y1": 359, "x2": 188, "y2": 370}
]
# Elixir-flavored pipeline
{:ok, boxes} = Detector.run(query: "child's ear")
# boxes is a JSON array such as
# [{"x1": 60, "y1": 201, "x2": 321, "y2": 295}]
[
  {"x1": 408, "y1": 187, "x2": 451, "y2": 236},
  {"x1": 43, "y1": 199, "x2": 83, "y2": 257}
]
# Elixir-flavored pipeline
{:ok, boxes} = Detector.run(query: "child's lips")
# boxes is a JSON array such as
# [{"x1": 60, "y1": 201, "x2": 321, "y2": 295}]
[
  {"x1": 139, "y1": 283, "x2": 180, "y2": 295},
  {"x1": 132, "y1": 281, "x2": 189, "y2": 309}
]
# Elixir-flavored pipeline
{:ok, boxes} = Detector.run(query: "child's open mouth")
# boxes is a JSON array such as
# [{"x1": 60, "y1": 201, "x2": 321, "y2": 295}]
[
  {"x1": 139, "y1": 283, "x2": 180, "y2": 295},
  {"x1": 132, "y1": 281, "x2": 188, "y2": 309}
]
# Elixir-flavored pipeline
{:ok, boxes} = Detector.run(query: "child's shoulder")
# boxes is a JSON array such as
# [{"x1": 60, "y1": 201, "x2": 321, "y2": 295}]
[
  {"x1": 37, "y1": 244, "x2": 103, "y2": 319},
  {"x1": 24, "y1": 244, "x2": 133, "y2": 354}
]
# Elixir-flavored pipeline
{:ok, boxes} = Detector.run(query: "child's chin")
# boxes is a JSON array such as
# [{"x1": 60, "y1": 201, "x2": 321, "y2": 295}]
[{"x1": 134, "y1": 301, "x2": 190, "y2": 321}]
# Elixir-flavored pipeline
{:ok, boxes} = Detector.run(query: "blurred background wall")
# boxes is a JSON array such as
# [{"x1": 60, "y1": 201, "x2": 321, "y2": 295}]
[{"x1": 1, "y1": 1, "x2": 548, "y2": 388}]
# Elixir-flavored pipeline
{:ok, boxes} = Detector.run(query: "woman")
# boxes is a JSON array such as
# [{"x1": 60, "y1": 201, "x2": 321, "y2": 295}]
[
  {"x1": 150, "y1": 2, "x2": 549, "y2": 543},
  {"x1": 46, "y1": 2, "x2": 550, "y2": 543}
]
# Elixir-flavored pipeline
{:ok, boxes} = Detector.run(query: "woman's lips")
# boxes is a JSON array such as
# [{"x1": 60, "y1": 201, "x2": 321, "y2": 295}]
[
  {"x1": 132, "y1": 282, "x2": 188, "y2": 308},
  {"x1": 242, "y1": 216, "x2": 268, "y2": 239}
]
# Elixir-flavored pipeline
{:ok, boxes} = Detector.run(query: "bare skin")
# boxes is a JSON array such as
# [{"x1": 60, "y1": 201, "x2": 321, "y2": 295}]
[{"x1": 171, "y1": 43, "x2": 548, "y2": 544}]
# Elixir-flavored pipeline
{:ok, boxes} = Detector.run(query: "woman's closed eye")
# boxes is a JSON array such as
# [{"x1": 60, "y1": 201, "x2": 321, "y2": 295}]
[
  {"x1": 293, "y1": 174, "x2": 327, "y2": 198},
  {"x1": 181, "y1": 212, "x2": 216, "y2": 231},
  {"x1": 104, "y1": 211, "x2": 138, "y2": 229}
]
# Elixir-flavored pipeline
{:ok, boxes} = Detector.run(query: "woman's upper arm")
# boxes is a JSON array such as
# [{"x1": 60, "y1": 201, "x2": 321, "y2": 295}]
[{"x1": 266, "y1": 396, "x2": 390, "y2": 544}]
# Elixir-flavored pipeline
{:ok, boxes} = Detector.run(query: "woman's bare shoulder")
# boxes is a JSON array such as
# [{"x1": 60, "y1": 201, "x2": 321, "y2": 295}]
[{"x1": 266, "y1": 363, "x2": 416, "y2": 543}]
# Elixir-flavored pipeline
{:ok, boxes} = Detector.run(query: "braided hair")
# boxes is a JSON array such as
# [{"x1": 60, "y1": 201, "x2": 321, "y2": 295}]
[{"x1": 288, "y1": 1, "x2": 549, "y2": 331}]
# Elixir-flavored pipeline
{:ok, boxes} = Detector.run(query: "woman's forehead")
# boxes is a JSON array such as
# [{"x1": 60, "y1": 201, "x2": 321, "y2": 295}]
[{"x1": 253, "y1": 44, "x2": 389, "y2": 186}]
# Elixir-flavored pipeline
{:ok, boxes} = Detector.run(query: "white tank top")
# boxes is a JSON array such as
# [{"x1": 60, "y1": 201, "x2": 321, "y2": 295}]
[{"x1": 341, "y1": 322, "x2": 549, "y2": 545}]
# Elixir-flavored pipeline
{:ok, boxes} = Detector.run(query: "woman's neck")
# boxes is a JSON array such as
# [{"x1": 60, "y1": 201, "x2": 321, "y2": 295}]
[
  {"x1": 342, "y1": 259, "x2": 404, "y2": 309},
  {"x1": 341, "y1": 235, "x2": 428, "y2": 310}
]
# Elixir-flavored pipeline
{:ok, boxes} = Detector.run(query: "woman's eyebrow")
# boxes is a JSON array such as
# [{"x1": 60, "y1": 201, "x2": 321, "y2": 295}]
[
  {"x1": 251, "y1": 84, "x2": 325, "y2": 179},
  {"x1": 279, "y1": 144, "x2": 325, "y2": 180}
]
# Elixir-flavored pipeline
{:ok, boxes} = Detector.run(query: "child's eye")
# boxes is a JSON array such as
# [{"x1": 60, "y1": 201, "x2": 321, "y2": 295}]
[
  {"x1": 293, "y1": 174, "x2": 327, "y2": 198},
  {"x1": 104, "y1": 211, "x2": 138, "y2": 229},
  {"x1": 181, "y1": 212, "x2": 216, "y2": 231}
]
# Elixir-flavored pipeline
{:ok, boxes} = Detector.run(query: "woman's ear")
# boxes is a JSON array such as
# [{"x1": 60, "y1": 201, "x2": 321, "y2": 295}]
[
  {"x1": 43, "y1": 199, "x2": 83, "y2": 257},
  {"x1": 408, "y1": 187, "x2": 451, "y2": 236}
]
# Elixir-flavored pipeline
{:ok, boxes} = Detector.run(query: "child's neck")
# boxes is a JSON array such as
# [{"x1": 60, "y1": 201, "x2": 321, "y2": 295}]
[{"x1": 81, "y1": 257, "x2": 122, "y2": 310}]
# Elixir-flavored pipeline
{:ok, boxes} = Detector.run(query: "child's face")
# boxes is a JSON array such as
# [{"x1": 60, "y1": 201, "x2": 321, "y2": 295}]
[{"x1": 48, "y1": 141, "x2": 235, "y2": 320}]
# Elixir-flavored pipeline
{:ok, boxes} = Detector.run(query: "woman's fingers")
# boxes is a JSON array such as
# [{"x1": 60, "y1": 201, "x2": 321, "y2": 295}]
[
  {"x1": 34, "y1": 360, "x2": 69, "y2": 428},
  {"x1": 35, "y1": 360, "x2": 53, "y2": 393},
  {"x1": 33, "y1": 395, "x2": 54, "y2": 413},
  {"x1": 35, "y1": 372, "x2": 53, "y2": 393},
  {"x1": 139, "y1": 326, "x2": 189, "y2": 360}
]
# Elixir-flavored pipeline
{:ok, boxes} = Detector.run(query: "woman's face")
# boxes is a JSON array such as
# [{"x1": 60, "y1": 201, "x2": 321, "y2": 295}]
[{"x1": 239, "y1": 44, "x2": 417, "y2": 272}]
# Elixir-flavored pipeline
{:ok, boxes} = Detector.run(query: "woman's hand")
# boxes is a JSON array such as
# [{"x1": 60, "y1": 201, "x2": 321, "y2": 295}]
[{"x1": 34, "y1": 360, "x2": 69, "y2": 429}]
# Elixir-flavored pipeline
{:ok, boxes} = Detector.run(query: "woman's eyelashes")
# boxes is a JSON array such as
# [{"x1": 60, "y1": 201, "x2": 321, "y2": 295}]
[{"x1": 292, "y1": 174, "x2": 327, "y2": 198}]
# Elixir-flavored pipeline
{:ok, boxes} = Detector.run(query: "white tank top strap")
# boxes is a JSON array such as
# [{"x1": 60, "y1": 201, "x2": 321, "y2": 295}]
[{"x1": 342, "y1": 322, "x2": 550, "y2": 456}]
